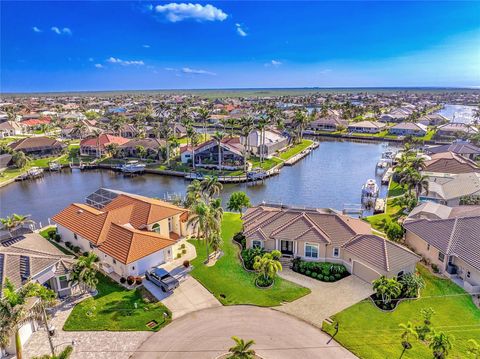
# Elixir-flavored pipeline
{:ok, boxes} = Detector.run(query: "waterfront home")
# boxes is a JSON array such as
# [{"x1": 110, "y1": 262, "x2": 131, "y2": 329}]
[
  {"x1": 404, "y1": 215, "x2": 480, "y2": 294},
  {"x1": 118, "y1": 123, "x2": 139, "y2": 138},
  {"x1": 308, "y1": 116, "x2": 348, "y2": 132},
  {"x1": 60, "y1": 120, "x2": 102, "y2": 139},
  {"x1": 435, "y1": 123, "x2": 479, "y2": 139},
  {"x1": 348, "y1": 121, "x2": 387, "y2": 134},
  {"x1": 405, "y1": 202, "x2": 480, "y2": 221},
  {"x1": 243, "y1": 205, "x2": 419, "y2": 283},
  {"x1": 118, "y1": 138, "x2": 166, "y2": 159},
  {"x1": 380, "y1": 107, "x2": 413, "y2": 123},
  {"x1": 423, "y1": 152, "x2": 480, "y2": 174},
  {"x1": 9, "y1": 136, "x2": 66, "y2": 157},
  {"x1": 419, "y1": 172, "x2": 480, "y2": 206},
  {"x1": 52, "y1": 188, "x2": 190, "y2": 278},
  {"x1": 425, "y1": 141, "x2": 480, "y2": 160},
  {"x1": 0, "y1": 121, "x2": 24, "y2": 138},
  {"x1": 241, "y1": 129, "x2": 289, "y2": 158},
  {"x1": 80, "y1": 133, "x2": 129, "y2": 157},
  {"x1": 0, "y1": 154, "x2": 12, "y2": 169},
  {"x1": 418, "y1": 113, "x2": 448, "y2": 126},
  {"x1": 0, "y1": 232, "x2": 76, "y2": 355},
  {"x1": 184, "y1": 137, "x2": 245, "y2": 170},
  {"x1": 388, "y1": 122, "x2": 427, "y2": 137}
]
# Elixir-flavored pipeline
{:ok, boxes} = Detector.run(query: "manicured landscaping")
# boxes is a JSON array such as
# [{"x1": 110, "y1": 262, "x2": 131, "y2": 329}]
[
  {"x1": 188, "y1": 213, "x2": 310, "y2": 306},
  {"x1": 278, "y1": 139, "x2": 313, "y2": 161},
  {"x1": 250, "y1": 156, "x2": 283, "y2": 171},
  {"x1": 388, "y1": 180, "x2": 407, "y2": 197},
  {"x1": 291, "y1": 258, "x2": 349, "y2": 282},
  {"x1": 63, "y1": 273, "x2": 171, "y2": 331},
  {"x1": 323, "y1": 265, "x2": 480, "y2": 359}
]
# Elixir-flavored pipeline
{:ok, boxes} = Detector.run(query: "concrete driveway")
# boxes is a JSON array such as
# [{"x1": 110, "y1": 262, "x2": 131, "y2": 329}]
[
  {"x1": 276, "y1": 269, "x2": 373, "y2": 328},
  {"x1": 132, "y1": 306, "x2": 357, "y2": 359}
]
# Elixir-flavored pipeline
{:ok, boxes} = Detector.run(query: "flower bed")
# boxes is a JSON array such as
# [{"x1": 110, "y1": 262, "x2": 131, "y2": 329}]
[{"x1": 291, "y1": 257, "x2": 349, "y2": 282}]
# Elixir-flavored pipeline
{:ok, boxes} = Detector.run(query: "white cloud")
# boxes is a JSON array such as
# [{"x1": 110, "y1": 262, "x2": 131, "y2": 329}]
[
  {"x1": 265, "y1": 60, "x2": 282, "y2": 67},
  {"x1": 106, "y1": 57, "x2": 145, "y2": 66},
  {"x1": 235, "y1": 23, "x2": 247, "y2": 37},
  {"x1": 181, "y1": 67, "x2": 216, "y2": 75},
  {"x1": 51, "y1": 26, "x2": 72, "y2": 35},
  {"x1": 143, "y1": 44, "x2": 151, "y2": 48},
  {"x1": 95, "y1": 63, "x2": 104, "y2": 68},
  {"x1": 154, "y1": 3, "x2": 227, "y2": 23},
  {"x1": 32, "y1": 26, "x2": 42, "y2": 33}
]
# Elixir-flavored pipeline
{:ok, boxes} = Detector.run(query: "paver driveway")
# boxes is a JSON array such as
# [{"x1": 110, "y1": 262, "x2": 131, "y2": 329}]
[
  {"x1": 276, "y1": 269, "x2": 373, "y2": 328},
  {"x1": 132, "y1": 306, "x2": 358, "y2": 359}
]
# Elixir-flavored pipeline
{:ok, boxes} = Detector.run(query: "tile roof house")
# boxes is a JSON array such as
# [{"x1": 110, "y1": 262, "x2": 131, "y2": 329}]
[
  {"x1": 388, "y1": 122, "x2": 428, "y2": 137},
  {"x1": 425, "y1": 142, "x2": 480, "y2": 160},
  {"x1": 406, "y1": 202, "x2": 480, "y2": 221},
  {"x1": 423, "y1": 152, "x2": 480, "y2": 174},
  {"x1": 404, "y1": 216, "x2": 480, "y2": 294},
  {"x1": 119, "y1": 138, "x2": 166, "y2": 159},
  {"x1": 348, "y1": 121, "x2": 387, "y2": 134},
  {"x1": 243, "y1": 205, "x2": 419, "y2": 283},
  {"x1": 80, "y1": 134, "x2": 129, "y2": 158},
  {"x1": 241, "y1": 129, "x2": 289, "y2": 158},
  {"x1": 184, "y1": 137, "x2": 245, "y2": 170},
  {"x1": 0, "y1": 121, "x2": 24, "y2": 138},
  {"x1": 419, "y1": 172, "x2": 480, "y2": 206},
  {"x1": 308, "y1": 115, "x2": 348, "y2": 132},
  {"x1": 436, "y1": 123, "x2": 479, "y2": 139},
  {"x1": 9, "y1": 136, "x2": 66, "y2": 157},
  {"x1": 52, "y1": 189, "x2": 191, "y2": 278}
]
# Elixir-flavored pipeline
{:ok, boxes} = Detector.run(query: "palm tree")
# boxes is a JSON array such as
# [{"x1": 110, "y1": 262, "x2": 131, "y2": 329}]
[
  {"x1": 212, "y1": 131, "x2": 225, "y2": 172},
  {"x1": 227, "y1": 336, "x2": 256, "y2": 359},
  {"x1": 372, "y1": 276, "x2": 402, "y2": 305},
  {"x1": 0, "y1": 214, "x2": 34, "y2": 231},
  {"x1": 135, "y1": 145, "x2": 147, "y2": 160},
  {"x1": 398, "y1": 321, "x2": 418, "y2": 358},
  {"x1": 224, "y1": 118, "x2": 237, "y2": 138},
  {"x1": 292, "y1": 109, "x2": 309, "y2": 144},
  {"x1": 12, "y1": 151, "x2": 29, "y2": 169},
  {"x1": 256, "y1": 117, "x2": 268, "y2": 163},
  {"x1": 198, "y1": 107, "x2": 211, "y2": 142},
  {"x1": 200, "y1": 176, "x2": 223, "y2": 200},
  {"x1": 185, "y1": 179, "x2": 203, "y2": 208},
  {"x1": 253, "y1": 250, "x2": 282, "y2": 282},
  {"x1": 240, "y1": 117, "x2": 255, "y2": 173},
  {"x1": 227, "y1": 192, "x2": 251, "y2": 214},
  {"x1": 70, "y1": 252, "x2": 99, "y2": 293},
  {"x1": 429, "y1": 331, "x2": 454, "y2": 359},
  {"x1": 0, "y1": 279, "x2": 56, "y2": 359},
  {"x1": 187, "y1": 200, "x2": 211, "y2": 261}
]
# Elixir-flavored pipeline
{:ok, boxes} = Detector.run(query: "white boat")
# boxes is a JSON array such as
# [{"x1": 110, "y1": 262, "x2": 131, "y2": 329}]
[
  {"x1": 49, "y1": 161, "x2": 62, "y2": 171},
  {"x1": 121, "y1": 161, "x2": 146, "y2": 173},
  {"x1": 362, "y1": 179, "x2": 379, "y2": 198},
  {"x1": 27, "y1": 167, "x2": 44, "y2": 178}
]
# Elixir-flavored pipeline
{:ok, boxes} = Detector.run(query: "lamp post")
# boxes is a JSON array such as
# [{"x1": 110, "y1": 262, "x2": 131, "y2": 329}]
[{"x1": 326, "y1": 322, "x2": 339, "y2": 345}]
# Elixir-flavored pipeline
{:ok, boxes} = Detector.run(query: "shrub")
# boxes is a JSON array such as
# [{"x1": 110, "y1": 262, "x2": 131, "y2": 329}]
[
  {"x1": 65, "y1": 241, "x2": 72, "y2": 249},
  {"x1": 183, "y1": 260, "x2": 190, "y2": 268},
  {"x1": 292, "y1": 257, "x2": 302, "y2": 272},
  {"x1": 120, "y1": 277, "x2": 126, "y2": 284},
  {"x1": 334, "y1": 273, "x2": 341, "y2": 279},
  {"x1": 431, "y1": 263, "x2": 439, "y2": 273},
  {"x1": 323, "y1": 276, "x2": 331, "y2": 282},
  {"x1": 180, "y1": 243, "x2": 186, "y2": 249},
  {"x1": 385, "y1": 221, "x2": 404, "y2": 242},
  {"x1": 256, "y1": 275, "x2": 273, "y2": 287},
  {"x1": 182, "y1": 249, "x2": 187, "y2": 254},
  {"x1": 176, "y1": 253, "x2": 181, "y2": 259},
  {"x1": 311, "y1": 272, "x2": 317, "y2": 278},
  {"x1": 322, "y1": 269, "x2": 330, "y2": 277},
  {"x1": 329, "y1": 275, "x2": 335, "y2": 281},
  {"x1": 300, "y1": 268, "x2": 306, "y2": 274},
  {"x1": 400, "y1": 272, "x2": 426, "y2": 298},
  {"x1": 54, "y1": 234, "x2": 61, "y2": 242},
  {"x1": 135, "y1": 277, "x2": 143, "y2": 285},
  {"x1": 73, "y1": 246, "x2": 81, "y2": 254},
  {"x1": 305, "y1": 270, "x2": 311, "y2": 276},
  {"x1": 47, "y1": 229, "x2": 56, "y2": 239},
  {"x1": 317, "y1": 274, "x2": 323, "y2": 281},
  {"x1": 241, "y1": 247, "x2": 265, "y2": 270},
  {"x1": 127, "y1": 276, "x2": 135, "y2": 285},
  {"x1": 83, "y1": 252, "x2": 89, "y2": 257}
]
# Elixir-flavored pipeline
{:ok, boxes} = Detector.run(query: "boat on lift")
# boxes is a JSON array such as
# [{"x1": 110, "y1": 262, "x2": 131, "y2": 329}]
[
  {"x1": 362, "y1": 179, "x2": 379, "y2": 198},
  {"x1": 48, "y1": 161, "x2": 62, "y2": 171},
  {"x1": 121, "y1": 160, "x2": 146, "y2": 174},
  {"x1": 27, "y1": 167, "x2": 44, "y2": 178}
]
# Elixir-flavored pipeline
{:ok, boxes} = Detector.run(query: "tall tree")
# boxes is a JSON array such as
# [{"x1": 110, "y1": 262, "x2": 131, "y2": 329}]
[
  {"x1": 240, "y1": 117, "x2": 255, "y2": 173},
  {"x1": 70, "y1": 252, "x2": 99, "y2": 293},
  {"x1": 372, "y1": 276, "x2": 402, "y2": 305},
  {"x1": 198, "y1": 107, "x2": 211, "y2": 143},
  {"x1": 227, "y1": 192, "x2": 251, "y2": 214},
  {"x1": 212, "y1": 131, "x2": 226, "y2": 172}
]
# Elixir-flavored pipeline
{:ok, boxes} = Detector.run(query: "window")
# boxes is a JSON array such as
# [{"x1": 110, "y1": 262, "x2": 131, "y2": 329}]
[
  {"x1": 305, "y1": 244, "x2": 319, "y2": 259},
  {"x1": 252, "y1": 240, "x2": 262, "y2": 248},
  {"x1": 58, "y1": 275, "x2": 69, "y2": 289},
  {"x1": 333, "y1": 247, "x2": 340, "y2": 258},
  {"x1": 74, "y1": 233, "x2": 78, "y2": 240},
  {"x1": 438, "y1": 252, "x2": 445, "y2": 262},
  {"x1": 467, "y1": 271, "x2": 471, "y2": 278},
  {"x1": 427, "y1": 244, "x2": 430, "y2": 251},
  {"x1": 152, "y1": 223, "x2": 161, "y2": 233},
  {"x1": 132, "y1": 266, "x2": 135, "y2": 270},
  {"x1": 112, "y1": 258, "x2": 117, "y2": 264}
]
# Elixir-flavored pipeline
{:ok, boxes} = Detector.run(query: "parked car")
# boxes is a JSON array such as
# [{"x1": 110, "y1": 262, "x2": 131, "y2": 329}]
[{"x1": 145, "y1": 267, "x2": 179, "y2": 292}]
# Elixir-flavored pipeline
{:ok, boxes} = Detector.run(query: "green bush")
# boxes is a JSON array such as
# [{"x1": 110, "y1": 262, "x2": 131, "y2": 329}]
[
  {"x1": 334, "y1": 273, "x2": 341, "y2": 279},
  {"x1": 233, "y1": 232, "x2": 246, "y2": 248},
  {"x1": 305, "y1": 270, "x2": 311, "y2": 276},
  {"x1": 317, "y1": 274, "x2": 323, "y2": 280},
  {"x1": 54, "y1": 234, "x2": 61, "y2": 242},
  {"x1": 300, "y1": 268, "x2": 306, "y2": 273},
  {"x1": 311, "y1": 272, "x2": 317, "y2": 278},
  {"x1": 241, "y1": 247, "x2": 265, "y2": 270},
  {"x1": 329, "y1": 275, "x2": 335, "y2": 281},
  {"x1": 47, "y1": 229, "x2": 56, "y2": 239}
]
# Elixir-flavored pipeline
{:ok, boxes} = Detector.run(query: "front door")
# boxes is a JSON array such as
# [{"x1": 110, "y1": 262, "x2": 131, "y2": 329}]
[{"x1": 280, "y1": 240, "x2": 294, "y2": 256}]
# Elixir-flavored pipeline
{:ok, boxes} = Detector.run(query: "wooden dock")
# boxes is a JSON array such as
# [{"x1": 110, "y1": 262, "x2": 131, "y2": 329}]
[{"x1": 284, "y1": 142, "x2": 319, "y2": 166}]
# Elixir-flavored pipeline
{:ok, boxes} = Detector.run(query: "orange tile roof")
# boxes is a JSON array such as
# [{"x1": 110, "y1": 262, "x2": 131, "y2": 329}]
[
  {"x1": 52, "y1": 193, "x2": 188, "y2": 264},
  {"x1": 80, "y1": 134, "x2": 129, "y2": 149}
]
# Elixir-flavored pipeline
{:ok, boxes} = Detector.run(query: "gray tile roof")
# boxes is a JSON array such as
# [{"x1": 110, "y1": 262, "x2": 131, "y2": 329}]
[
  {"x1": 404, "y1": 216, "x2": 480, "y2": 271},
  {"x1": 423, "y1": 172, "x2": 480, "y2": 200}
]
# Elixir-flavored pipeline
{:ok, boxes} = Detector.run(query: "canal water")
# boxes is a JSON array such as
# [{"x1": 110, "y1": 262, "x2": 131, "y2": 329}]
[
  {"x1": 0, "y1": 139, "x2": 395, "y2": 225},
  {"x1": 436, "y1": 104, "x2": 476, "y2": 124}
]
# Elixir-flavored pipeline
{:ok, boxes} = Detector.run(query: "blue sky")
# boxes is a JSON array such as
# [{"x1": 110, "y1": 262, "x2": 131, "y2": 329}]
[{"x1": 1, "y1": 1, "x2": 479, "y2": 92}]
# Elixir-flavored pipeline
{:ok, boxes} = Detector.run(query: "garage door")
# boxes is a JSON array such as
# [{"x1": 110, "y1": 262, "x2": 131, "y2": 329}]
[{"x1": 352, "y1": 261, "x2": 380, "y2": 283}]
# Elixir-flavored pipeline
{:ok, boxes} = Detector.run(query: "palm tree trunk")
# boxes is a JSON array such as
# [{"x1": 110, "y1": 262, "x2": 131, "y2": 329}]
[
  {"x1": 192, "y1": 146, "x2": 196, "y2": 170},
  {"x1": 399, "y1": 346, "x2": 407, "y2": 359},
  {"x1": 218, "y1": 142, "x2": 222, "y2": 172},
  {"x1": 15, "y1": 329, "x2": 23, "y2": 359}
]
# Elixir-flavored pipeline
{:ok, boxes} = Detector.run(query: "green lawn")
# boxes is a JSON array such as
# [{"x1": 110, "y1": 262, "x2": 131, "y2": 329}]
[
  {"x1": 188, "y1": 213, "x2": 310, "y2": 306},
  {"x1": 388, "y1": 180, "x2": 407, "y2": 197},
  {"x1": 364, "y1": 198, "x2": 404, "y2": 232},
  {"x1": 324, "y1": 265, "x2": 480, "y2": 359},
  {"x1": 250, "y1": 156, "x2": 283, "y2": 171},
  {"x1": 39, "y1": 226, "x2": 76, "y2": 256},
  {"x1": 63, "y1": 273, "x2": 171, "y2": 331},
  {"x1": 278, "y1": 139, "x2": 313, "y2": 161}
]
